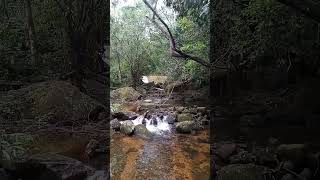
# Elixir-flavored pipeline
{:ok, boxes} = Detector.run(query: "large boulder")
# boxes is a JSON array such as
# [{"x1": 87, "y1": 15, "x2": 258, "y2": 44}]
[
  {"x1": 134, "y1": 124, "x2": 152, "y2": 139},
  {"x1": 16, "y1": 153, "x2": 95, "y2": 180},
  {"x1": 175, "y1": 121, "x2": 194, "y2": 133},
  {"x1": 177, "y1": 113, "x2": 193, "y2": 122},
  {"x1": 0, "y1": 81, "x2": 106, "y2": 127},
  {"x1": 216, "y1": 164, "x2": 267, "y2": 180},
  {"x1": 120, "y1": 120, "x2": 135, "y2": 135},
  {"x1": 110, "y1": 87, "x2": 141, "y2": 102}
]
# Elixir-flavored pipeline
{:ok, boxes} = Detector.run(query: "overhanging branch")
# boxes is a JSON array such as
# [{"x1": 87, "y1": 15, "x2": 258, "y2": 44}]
[{"x1": 143, "y1": 0, "x2": 210, "y2": 68}]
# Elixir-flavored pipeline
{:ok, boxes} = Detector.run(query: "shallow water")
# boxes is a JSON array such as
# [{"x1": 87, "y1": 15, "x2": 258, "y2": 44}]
[{"x1": 110, "y1": 127, "x2": 210, "y2": 180}]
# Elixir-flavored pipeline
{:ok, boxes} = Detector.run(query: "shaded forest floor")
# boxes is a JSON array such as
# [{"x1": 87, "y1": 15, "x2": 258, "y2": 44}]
[
  {"x1": 0, "y1": 80, "x2": 109, "y2": 179},
  {"x1": 212, "y1": 79, "x2": 320, "y2": 180}
]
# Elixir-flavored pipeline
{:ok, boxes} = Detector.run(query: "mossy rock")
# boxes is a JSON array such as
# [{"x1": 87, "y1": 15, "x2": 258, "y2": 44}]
[
  {"x1": 120, "y1": 120, "x2": 135, "y2": 135},
  {"x1": 110, "y1": 87, "x2": 141, "y2": 102},
  {"x1": 134, "y1": 124, "x2": 152, "y2": 139},
  {"x1": 176, "y1": 121, "x2": 194, "y2": 133},
  {"x1": 177, "y1": 113, "x2": 193, "y2": 122},
  {"x1": 0, "y1": 81, "x2": 106, "y2": 126}
]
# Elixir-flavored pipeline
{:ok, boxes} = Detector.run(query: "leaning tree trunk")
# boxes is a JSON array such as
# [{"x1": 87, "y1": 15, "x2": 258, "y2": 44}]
[{"x1": 25, "y1": 0, "x2": 39, "y2": 65}]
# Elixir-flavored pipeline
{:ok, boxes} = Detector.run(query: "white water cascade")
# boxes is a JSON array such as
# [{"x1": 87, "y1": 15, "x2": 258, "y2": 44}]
[{"x1": 131, "y1": 115, "x2": 171, "y2": 134}]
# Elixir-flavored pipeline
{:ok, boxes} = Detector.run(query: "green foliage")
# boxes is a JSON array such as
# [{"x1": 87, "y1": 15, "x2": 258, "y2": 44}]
[
  {"x1": 111, "y1": 0, "x2": 209, "y2": 87},
  {"x1": 222, "y1": 0, "x2": 320, "y2": 70}
]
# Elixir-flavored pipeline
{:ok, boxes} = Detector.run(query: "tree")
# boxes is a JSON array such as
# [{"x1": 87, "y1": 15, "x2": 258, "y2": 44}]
[
  {"x1": 143, "y1": 0, "x2": 210, "y2": 67},
  {"x1": 53, "y1": 0, "x2": 108, "y2": 91},
  {"x1": 25, "y1": 0, "x2": 39, "y2": 65},
  {"x1": 111, "y1": 2, "x2": 152, "y2": 88}
]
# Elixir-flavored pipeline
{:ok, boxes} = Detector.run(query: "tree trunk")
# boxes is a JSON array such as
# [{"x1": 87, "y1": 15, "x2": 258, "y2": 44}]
[{"x1": 25, "y1": 0, "x2": 39, "y2": 65}]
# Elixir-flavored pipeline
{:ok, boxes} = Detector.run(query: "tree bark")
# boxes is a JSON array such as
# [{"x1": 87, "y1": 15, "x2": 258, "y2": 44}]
[
  {"x1": 25, "y1": 0, "x2": 39, "y2": 65},
  {"x1": 276, "y1": 0, "x2": 320, "y2": 22}
]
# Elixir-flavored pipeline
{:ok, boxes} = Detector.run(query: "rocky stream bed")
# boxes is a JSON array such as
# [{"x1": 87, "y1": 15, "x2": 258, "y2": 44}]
[{"x1": 110, "y1": 86, "x2": 210, "y2": 180}]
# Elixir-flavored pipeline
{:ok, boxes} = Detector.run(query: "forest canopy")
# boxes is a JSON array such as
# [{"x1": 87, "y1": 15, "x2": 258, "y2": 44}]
[{"x1": 110, "y1": 0, "x2": 209, "y2": 88}]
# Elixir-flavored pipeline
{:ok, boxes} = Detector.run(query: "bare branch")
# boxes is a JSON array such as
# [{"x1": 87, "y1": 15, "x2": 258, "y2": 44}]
[{"x1": 143, "y1": 0, "x2": 210, "y2": 68}]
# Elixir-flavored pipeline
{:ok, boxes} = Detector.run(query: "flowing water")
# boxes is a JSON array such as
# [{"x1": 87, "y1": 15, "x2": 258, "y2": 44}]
[
  {"x1": 131, "y1": 115, "x2": 171, "y2": 134},
  {"x1": 111, "y1": 104, "x2": 210, "y2": 179}
]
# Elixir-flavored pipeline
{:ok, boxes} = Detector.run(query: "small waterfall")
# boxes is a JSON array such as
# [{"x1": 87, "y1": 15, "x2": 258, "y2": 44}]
[{"x1": 131, "y1": 115, "x2": 171, "y2": 134}]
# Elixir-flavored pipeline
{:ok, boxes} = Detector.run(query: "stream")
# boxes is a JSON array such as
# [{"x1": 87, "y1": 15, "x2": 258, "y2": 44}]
[{"x1": 110, "y1": 88, "x2": 210, "y2": 180}]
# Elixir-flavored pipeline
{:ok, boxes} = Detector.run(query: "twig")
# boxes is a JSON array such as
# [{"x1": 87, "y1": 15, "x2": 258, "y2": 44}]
[{"x1": 281, "y1": 167, "x2": 304, "y2": 180}]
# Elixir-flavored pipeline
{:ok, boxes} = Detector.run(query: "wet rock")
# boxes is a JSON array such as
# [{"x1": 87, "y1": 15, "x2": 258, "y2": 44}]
[
  {"x1": 150, "y1": 117, "x2": 158, "y2": 126},
  {"x1": 112, "y1": 111, "x2": 138, "y2": 121},
  {"x1": 177, "y1": 113, "x2": 193, "y2": 122},
  {"x1": 142, "y1": 118, "x2": 146, "y2": 125},
  {"x1": 229, "y1": 151, "x2": 255, "y2": 164},
  {"x1": 17, "y1": 153, "x2": 95, "y2": 180},
  {"x1": 277, "y1": 144, "x2": 307, "y2": 166},
  {"x1": 120, "y1": 120, "x2": 135, "y2": 135},
  {"x1": 110, "y1": 87, "x2": 142, "y2": 101},
  {"x1": 216, "y1": 143, "x2": 237, "y2": 161},
  {"x1": 127, "y1": 112, "x2": 139, "y2": 120},
  {"x1": 134, "y1": 124, "x2": 152, "y2": 139},
  {"x1": 299, "y1": 168, "x2": 312, "y2": 180},
  {"x1": 216, "y1": 164, "x2": 267, "y2": 180},
  {"x1": 166, "y1": 114, "x2": 176, "y2": 124},
  {"x1": 110, "y1": 119, "x2": 121, "y2": 131},
  {"x1": 175, "y1": 121, "x2": 194, "y2": 133}
]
